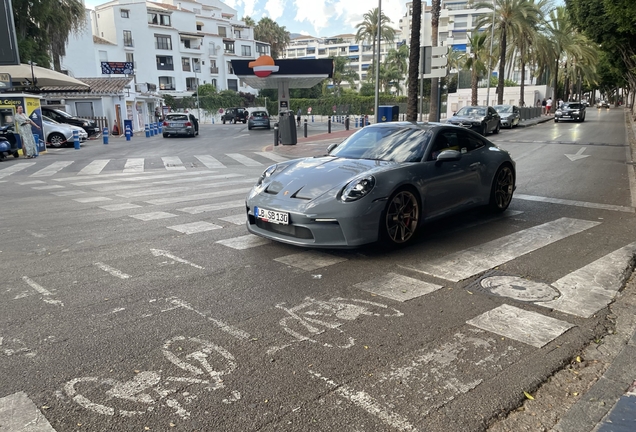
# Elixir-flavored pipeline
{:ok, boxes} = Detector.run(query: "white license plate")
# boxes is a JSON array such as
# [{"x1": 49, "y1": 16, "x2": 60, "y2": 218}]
[{"x1": 254, "y1": 206, "x2": 289, "y2": 225}]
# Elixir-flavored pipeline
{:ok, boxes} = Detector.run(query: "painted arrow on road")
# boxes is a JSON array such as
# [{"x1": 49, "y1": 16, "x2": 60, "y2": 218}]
[
  {"x1": 150, "y1": 249, "x2": 204, "y2": 269},
  {"x1": 565, "y1": 147, "x2": 591, "y2": 161}
]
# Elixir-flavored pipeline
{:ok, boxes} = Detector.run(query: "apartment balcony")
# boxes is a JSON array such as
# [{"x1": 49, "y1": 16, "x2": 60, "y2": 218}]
[
  {"x1": 124, "y1": 40, "x2": 134, "y2": 50},
  {"x1": 210, "y1": 66, "x2": 219, "y2": 74},
  {"x1": 180, "y1": 43, "x2": 202, "y2": 54}
]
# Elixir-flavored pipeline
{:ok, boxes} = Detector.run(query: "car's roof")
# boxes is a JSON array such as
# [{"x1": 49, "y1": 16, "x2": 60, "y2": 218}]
[{"x1": 364, "y1": 121, "x2": 448, "y2": 131}]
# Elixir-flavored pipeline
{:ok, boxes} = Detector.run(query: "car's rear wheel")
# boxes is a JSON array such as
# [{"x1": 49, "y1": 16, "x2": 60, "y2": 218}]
[
  {"x1": 489, "y1": 164, "x2": 515, "y2": 212},
  {"x1": 163, "y1": 133, "x2": 168, "y2": 138},
  {"x1": 48, "y1": 133, "x2": 66, "y2": 148},
  {"x1": 222, "y1": 118, "x2": 226, "y2": 124},
  {"x1": 381, "y1": 188, "x2": 420, "y2": 246},
  {"x1": 481, "y1": 124, "x2": 487, "y2": 136},
  {"x1": 494, "y1": 122, "x2": 500, "y2": 134}
]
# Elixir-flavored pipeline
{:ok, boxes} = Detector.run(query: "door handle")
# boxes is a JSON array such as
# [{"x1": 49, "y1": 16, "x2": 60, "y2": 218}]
[{"x1": 469, "y1": 162, "x2": 480, "y2": 170}]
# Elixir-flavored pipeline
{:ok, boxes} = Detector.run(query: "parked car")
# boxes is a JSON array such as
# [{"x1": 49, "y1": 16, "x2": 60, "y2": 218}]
[
  {"x1": 493, "y1": 105, "x2": 521, "y2": 128},
  {"x1": 246, "y1": 122, "x2": 516, "y2": 248},
  {"x1": 596, "y1": 101, "x2": 610, "y2": 109},
  {"x1": 221, "y1": 107, "x2": 249, "y2": 124},
  {"x1": 247, "y1": 111, "x2": 271, "y2": 130},
  {"x1": 554, "y1": 102, "x2": 586, "y2": 123},
  {"x1": 447, "y1": 106, "x2": 501, "y2": 135},
  {"x1": 162, "y1": 112, "x2": 198, "y2": 138},
  {"x1": 0, "y1": 125, "x2": 20, "y2": 160},
  {"x1": 42, "y1": 115, "x2": 88, "y2": 147},
  {"x1": 41, "y1": 107, "x2": 100, "y2": 138}
]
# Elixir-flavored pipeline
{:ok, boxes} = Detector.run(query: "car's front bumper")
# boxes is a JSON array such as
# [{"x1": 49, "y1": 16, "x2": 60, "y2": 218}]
[
  {"x1": 555, "y1": 112, "x2": 583, "y2": 120},
  {"x1": 163, "y1": 127, "x2": 195, "y2": 135}
]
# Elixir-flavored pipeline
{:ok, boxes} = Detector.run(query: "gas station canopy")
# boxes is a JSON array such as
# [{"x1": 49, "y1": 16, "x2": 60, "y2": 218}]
[{"x1": 231, "y1": 58, "x2": 333, "y2": 89}]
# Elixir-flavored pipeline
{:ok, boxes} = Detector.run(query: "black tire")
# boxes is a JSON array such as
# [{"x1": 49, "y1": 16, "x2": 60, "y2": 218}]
[
  {"x1": 489, "y1": 164, "x2": 515, "y2": 212},
  {"x1": 248, "y1": 125, "x2": 252, "y2": 130},
  {"x1": 494, "y1": 122, "x2": 500, "y2": 134},
  {"x1": 222, "y1": 118, "x2": 226, "y2": 124},
  {"x1": 380, "y1": 188, "x2": 421, "y2": 246},
  {"x1": 48, "y1": 133, "x2": 66, "y2": 148},
  {"x1": 554, "y1": 118, "x2": 559, "y2": 123},
  {"x1": 481, "y1": 124, "x2": 487, "y2": 136},
  {"x1": 13, "y1": 151, "x2": 19, "y2": 158},
  {"x1": 163, "y1": 133, "x2": 168, "y2": 138}
]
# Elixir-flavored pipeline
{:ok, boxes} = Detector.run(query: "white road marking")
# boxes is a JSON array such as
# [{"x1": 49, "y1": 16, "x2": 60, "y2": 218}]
[
  {"x1": 167, "y1": 221, "x2": 222, "y2": 234},
  {"x1": 218, "y1": 214, "x2": 246, "y2": 225},
  {"x1": 162, "y1": 156, "x2": 186, "y2": 170},
  {"x1": 90, "y1": 173, "x2": 236, "y2": 192},
  {"x1": 32, "y1": 185, "x2": 64, "y2": 190},
  {"x1": 254, "y1": 151, "x2": 289, "y2": 162},
  {"x1": 169, "y1": 298, "x2": 250, "y2": 340},
  {"x1": 0, "y1": 392, "x2": 56, "y2": 431},
  {"x1": 194, "y1": 155, "x2": 226, "y2": 169},
  {"x1": 226, "y1": 153, "x2": 263, "y2": 166},
  {"x1": 94, "y1": 262, "x2": 131, "y2": 279},
  {"x1": 565, "y1": 147, "x2": 590, "y2": 161},
  {"x1": 73, "y1": 196, "x2": 112, "y2": 203},
  {"x1": 51, "y1": 190, "x2": 85, "y2": 196},
  {"x1": 146, "y1": 187, "x2": 252, "y2": 205},
  {"x1": 130, "y1": 211, "x2": 177, "y2": 221},
  {"x1": 179, "y1": 199, "x2": 245, "y2": 214},
  {"x1": 216, "y1": 234, "x2": 270, "y2": 250},
  {"x1": 354, "y1": 273, "x2": 443, "y2": 302},
  {"x1": 309, "y1": 370, "x2": 417, "y2": 432},
  {"x1": 541, "y1": 241, "x2": 636, "y2": 318},
  {"x1": 515, "y1": 194, "x2": 634, "y2": 213},
  {"x1": 467, "y1": 304, "x2": 574, "y2": 348},
  {"x1": 17, "y1": 180, "x2": 46, "y2": 185},
  {"x1": 123, "y1": 158, "x2": 144, "y2": 173},
  {"x1": 99, "y1": 203, "x2": 142, "y2": 211},
  {"x1": 403, "y1": 218, "x2": 600, "y2": 282},
  {"x1": 150, "y1": 249, "x2": 204, "y2": 269},
  {"x1": 30, "y1": 161, "x2": 74, "y2": 177},
  {"x1": 78, "y1": 159, "x2": 110, "y2": 175},
  {"x1": 0, "y1": 162, "x2": 37, "y2": 179},
  {"x1": 114, "y1": 177, "x2": 253, "y2": 198},
  {"x1": 22, "y1": 276, "x2": 63, "y2": 306},
  {"x1": 63, "y1": 170, "x2": 211, "y2": 186},
  {"x1": 275, "y1": 251, "x2": 348, "y2": 271}
]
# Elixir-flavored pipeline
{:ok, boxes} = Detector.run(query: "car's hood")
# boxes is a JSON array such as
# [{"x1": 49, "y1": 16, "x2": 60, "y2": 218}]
[
  {"x1": 263, "y1": 156, "x2": 394, "y2": 200},
  {"x1": 448, "y1": 114, "x2": 484, "y2": 123}
]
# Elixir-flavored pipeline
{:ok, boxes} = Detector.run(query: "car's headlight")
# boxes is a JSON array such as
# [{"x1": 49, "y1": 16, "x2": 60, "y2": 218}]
[
  {"x1": 556, "y1": 110, "x2": 562, "y2": 114},
  {"x1": 472, "y1": 121, "x2": 482, "y2": 126},
  {"x1": 572, "y1": 110, "x2": 579, "y2": 114},
  {"x1": 256, "y1": 164, "x2": 278, "y2": 187},
  {"x1": 340, "y1": 175, "x2": 375, "y2": 202},
  {"x1": 82, "y1": 121, "x2": 89, "y2": 126}
]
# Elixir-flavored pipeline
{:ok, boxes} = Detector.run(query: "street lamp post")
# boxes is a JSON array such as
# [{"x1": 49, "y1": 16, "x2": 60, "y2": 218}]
[
  {"x1": 374, "y1": 0, "x2": 382, "y2": 124},
  {"x1": 28, "y1": 60, "x2": 37, "y2": 90},
  {"x1": 194, "y1": 62, "x2": 201, "y2": 122},
  {"x1": 486, "y1": 0, "x2": 495, "y2": 107}
]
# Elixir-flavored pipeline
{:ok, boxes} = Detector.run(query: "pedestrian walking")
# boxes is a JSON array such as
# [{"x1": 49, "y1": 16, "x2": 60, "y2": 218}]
[
  {"x1": 546, "y1": 97, "x2": 553, "y2": 115},
  {"x1": 296, "y1": 108, "x2": 302, "y2": 127},
  {"x1": 14, "y1": 105, "x2": 40, "y2": 158},
  {"x1": 541, "y1": 98, "x2": 547, "y2": 115}
]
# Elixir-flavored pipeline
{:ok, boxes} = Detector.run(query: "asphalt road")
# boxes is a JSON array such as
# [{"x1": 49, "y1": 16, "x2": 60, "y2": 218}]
[{"x1": 0, "y1": 107, "x2": 634, "y2": 432}]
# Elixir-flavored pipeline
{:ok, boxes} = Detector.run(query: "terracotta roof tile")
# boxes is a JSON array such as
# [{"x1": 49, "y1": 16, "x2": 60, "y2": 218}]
[{"x1": 41, "y1": 77, "x2": 133, "y2": 93}]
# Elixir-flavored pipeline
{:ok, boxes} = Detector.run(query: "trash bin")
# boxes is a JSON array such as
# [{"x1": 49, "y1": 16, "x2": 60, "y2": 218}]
[
  {"x1": 377, "y1": 105, "x2": 399, "y2": 122},
  {"x1": 278, "y1": 111, "x2": 297, "y2": 145}
]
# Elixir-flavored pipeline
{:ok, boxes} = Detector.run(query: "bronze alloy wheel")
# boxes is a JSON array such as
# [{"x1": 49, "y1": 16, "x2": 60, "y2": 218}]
[
  {"x1": 490, "y1": 165, "x2": 515, "y2": 212},
  {"x1": 384, "y1": 190, "x2": 420, "y2": 244}
]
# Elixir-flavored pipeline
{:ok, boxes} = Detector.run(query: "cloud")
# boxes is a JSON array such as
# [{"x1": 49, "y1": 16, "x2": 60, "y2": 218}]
[
  {"x1": 263, "y1": 0, "x2": 286, "y2": 21},
  {"x1": 293, "y1": 1, "x2": 337, "y2": 34},
  {"x1": 242, "y1": 0, "x2": 258, "y2": 17},
  {"x1": 332, "y1": 0, "x2": 406, "y2": 35}
]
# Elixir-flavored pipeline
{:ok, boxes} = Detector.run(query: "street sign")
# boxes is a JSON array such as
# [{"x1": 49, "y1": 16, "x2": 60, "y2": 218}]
[{"x1": 421, "y1": 46, "x2": 449, "y2": 79}]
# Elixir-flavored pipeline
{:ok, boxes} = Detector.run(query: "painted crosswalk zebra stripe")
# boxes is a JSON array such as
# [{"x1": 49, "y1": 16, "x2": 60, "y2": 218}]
[
  {"x1": 254, "y1": 152, "x2": 289, "y2": 163},
  {"x1": 30, "y1": 161, "x2": 74, "y2": 177},
  {"x1": 90, "y1": 172, "x2": 232, "y2": 192},
  {"x1": 99, "y1": 203, "x2": 142, "y2": 211},
  {"x1": 113, "y1": 178, "x2": 254, "y2": 198},
  {"x1": 218, "y1": 214, "x2": 246, "y2": 225},
  {"x1": 0, "y1": 391, "x2": 56, "y2": 431},
  {"x1": 274, "y1": 251, "x2": 348, "y2": 271},
  {"x1": 167, "y1": 221, "x2": 222, "y2": 234},
  {"x1": 467, "y1": 304, "x2": 574, "y2": 348},
  {"x1": 0, "y1": 163, "x2": 36, "y2": 179},
  {"x1": 195, "y1": 155, "x2": 226, "y2": 169},
  {"x1": 123, "y1": 158, "x2": 144, "y2": 173},
  {"x1": 162, "y1": 156, "x2": 186, "y2": 170},
  {"x1": 216, "y1": 234, "x2": 270, "y2": 250},
  {"x1": 67, "y1": 170, "x2": 215, "y2": 186},
  {"x1": 354, "y1": 273, "x2": 443, "y2": 302},
  {"x1": 145, "y1": 187, "x2": 252, "y2": 205},
  {"x1": 226, "y1": 153, "x2": 263, "y2": 166},
  {"x1": 178, "y1": 199, "x2": 245, "y2": 214},
  {"x1": 73, "y1": 196, "x2": 112, "y2": 203},
  {"x1": 130, "y1": 211, "x2": 177, "y2": 221},
  {"x1": 402, "y1": 217, "x2": 601, "y2": 282},
  {"x1": 541, "y1": 241, "x2": 636, "y2": 318},
  {"x1": 32, "y1": 185, "x2": 64, "y2": 190},
  {"x1": 515, "y1": 193, "x2": 635, "y2": 213},
  {"x1": 78, "y1": 159, "x2": 110, "y2": 175}
]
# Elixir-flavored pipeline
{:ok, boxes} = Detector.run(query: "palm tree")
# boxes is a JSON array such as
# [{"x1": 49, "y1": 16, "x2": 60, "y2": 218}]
[
  {"x1": 509, "y1": 0, "x2": 543, "y2": 106},
  {"x1": 355, "y1": 8, "x2": 396, "y2": 60},
  {"x1": 254, "y1": 17, "x2": 291, "y2": 59},
  {"x1": 406, "y1": 0, "x2": 422, "y2": 121},
  {"x1": 475, "y1": 0, "x2": 539, "y2": 105},
  {"x1": 429, "y1": 0, "x2": 441, "y2": 121},
  {"x1": 330, "y1": 55, "x2": 359, "y2": 96},
  {"x1": 384, "y1": 44, "x2": 409, "y2": 95},
  {"x1": 465, "y1": 32, "x2": 490, "y2": 105}
]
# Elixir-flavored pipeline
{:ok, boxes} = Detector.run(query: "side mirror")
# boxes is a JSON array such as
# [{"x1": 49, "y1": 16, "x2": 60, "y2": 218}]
[
  {"x1": 326, "y1": 143, "x2": 338, "y2": 153},
  {"x1": 436, "y1": 149, "x2": 462, "y2": 163},
  {"x1": 452, "y1": 112, "x2": 457, "y2": 116}
]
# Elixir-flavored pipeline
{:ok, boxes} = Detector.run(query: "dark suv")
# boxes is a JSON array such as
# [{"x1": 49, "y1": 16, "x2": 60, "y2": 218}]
[
  {"x1": 221, "y1": 107, "x2": 249, "y2": 124},
  {"x1": 554, "y1": 102, "x2": 586, "y2": 123},
  {"x1": 41, "y1": 107, "x2": 100, "y2": 137}
]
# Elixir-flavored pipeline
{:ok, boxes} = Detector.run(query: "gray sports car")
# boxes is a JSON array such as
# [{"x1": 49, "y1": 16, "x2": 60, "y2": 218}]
[{"x1": 245, "y1": 122, "x2": 516, "y2": 248}]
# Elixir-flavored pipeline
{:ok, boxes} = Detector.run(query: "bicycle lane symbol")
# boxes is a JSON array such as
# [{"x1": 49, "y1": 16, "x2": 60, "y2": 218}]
[
  {"x1": 63, "y1": 336, "x2": 240, "y2": 419},
  {"x1": 266, "y1": 297, "x2": 404, "y2": 355}
]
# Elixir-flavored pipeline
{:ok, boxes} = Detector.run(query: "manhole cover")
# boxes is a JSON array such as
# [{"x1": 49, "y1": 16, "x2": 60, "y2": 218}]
[{"x1": 478, "y1": 275, "x2": 560, "y2": 302}]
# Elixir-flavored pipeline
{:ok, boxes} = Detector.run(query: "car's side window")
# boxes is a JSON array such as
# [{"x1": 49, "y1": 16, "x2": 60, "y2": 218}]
[
  {"x1": 458, "y1": 131, "x2": 485, "y2": 152},
  {"x1": 429, "y1": 131, "x2": 460, "y2": 160}
]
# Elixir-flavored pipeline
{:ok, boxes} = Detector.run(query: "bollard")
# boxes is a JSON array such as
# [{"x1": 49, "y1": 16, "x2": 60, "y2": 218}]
[
  {"x1": 154, "y1": 122, "x2": 158, "y2": 135},
  {"x1": 304, "y1": 119, "x2": 308, "y2": 138},
  {"x1": 158, "y1": 121, "x2": 162, "y2": 133},
  {"x1": 345, "y1": 116, "x2": 349, "y2": 130},
  {"x1": 150, "y1": 123, "x2": 155, "y2": 136},
  {"x1": 73, "y1": 130, "x2": 80, "y2": 150},
  {"x1": 33, "y1": 134, "x2": 39, "y2": 157},
  {"x1": 126, "y1": 126, "x2": 132, "y2": 141},
  {"x1": 273, "y1": 123, "x2": 279, "y2": 146},
  {"x1": 328, "y1": 118, "x2": 331, "y2": 134},
  {"x1": 102, "y1": 127, "x2": 109, "y2": 145},
  {"x1": 145, "y1": 124, "x2": 150, "y2": 138},
  {"x1": 312, "y1": 115, "x2": 314, "y2": 123}
]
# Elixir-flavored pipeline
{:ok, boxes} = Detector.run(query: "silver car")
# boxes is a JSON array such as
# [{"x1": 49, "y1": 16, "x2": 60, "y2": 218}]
[
  {"x1": 494, "y1": 105, "x2": 521, "y2": 128},
  {"x1": 42, "y1": 115, "x2": 88, "y2": 147},
  {"x1": 162, "y1": 113, "x2": 198, "y2": 138},
  {"x1": 246, "y1": 122, "x2": 516, "y2": 248}
]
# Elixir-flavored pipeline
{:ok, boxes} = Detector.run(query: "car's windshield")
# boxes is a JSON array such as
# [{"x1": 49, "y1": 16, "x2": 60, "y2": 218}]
[
  {"x1": 252, "y1": 111, "x2": 268, "y2": 117},
  {"x1": 456, "y1": 107, "x2": 486, "y2": 117},
  {"x1": 167, "y1": 114, "x2": 189, "y2": 121},
  {"x1": 564, "y1": 103, "x2": 582, "y2": 109},
  {"x1": 494, "y1": 105, "x2": 512, "y2": 113},
  {"x1": 51, "y1": 110, "x2": 72, "y2": 119},
  {"x1": 329, "y1": 126, "x2": 432, "y2": 163},
  {"x1": 42, "y1": 115, "x2": 59, "y2": 124}
]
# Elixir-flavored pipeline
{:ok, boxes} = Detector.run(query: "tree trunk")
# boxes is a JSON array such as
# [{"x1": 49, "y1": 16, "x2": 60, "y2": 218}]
[
  {"x1": 497, "y1": 26, "x2": 506, "y2": 105},
  {"x1": 520, "y1": 56, "x2": 526, "y2": 107},
  {"x1": 552, "y1": 58, "x2": 559, "y2": 113},
  {"x1": 429, "y1": 0, "x2": 441, "y2": 121},
  {"x1": 406, "y1": 0, "x2": 422, "y2": 121},
  {"x1": 471, "y1": 68, "x2": 478, "y2": 106}
]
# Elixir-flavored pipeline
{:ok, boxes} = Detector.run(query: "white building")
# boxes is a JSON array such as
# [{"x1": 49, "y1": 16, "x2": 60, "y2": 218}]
[{"x1": 60, "y1": 0, "x2": 270, "y2": 130}]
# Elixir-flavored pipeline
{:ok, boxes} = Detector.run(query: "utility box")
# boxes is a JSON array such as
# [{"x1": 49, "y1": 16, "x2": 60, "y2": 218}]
[
  {"x1": 378, "y1": 105, "x2": 399, "y2": 122},
  {"x1": 123, "y1": 119, "x2": 133, "y2": 133},
  {"x1": 278, "y1": 111, "x2": 297, "y2": 145}
]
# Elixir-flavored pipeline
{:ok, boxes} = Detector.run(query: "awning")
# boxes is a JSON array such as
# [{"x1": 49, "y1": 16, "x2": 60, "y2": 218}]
[
  {"x1": 0, "y1": 64, "x2": 90, "y2": 90},
  {"x1": 179, "y1": 32, "x2": 203, "y2": 39}
]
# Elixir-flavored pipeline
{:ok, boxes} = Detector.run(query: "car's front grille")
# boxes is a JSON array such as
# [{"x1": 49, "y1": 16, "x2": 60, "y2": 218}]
[{"x1": 255, "y1": 219, "x2": 314, "y2": 239}]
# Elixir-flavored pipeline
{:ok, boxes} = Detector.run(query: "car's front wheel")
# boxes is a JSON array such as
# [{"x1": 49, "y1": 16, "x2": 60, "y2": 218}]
[
  {"x1": 489, "y1": 164, "x2": 515, "y2": 212},
  {"x1": 380, "y1": 188, "x2": 420, "y2": 246},
  {"x1": 481, "y1": 124, "x2": 488, "y2": 136},
  {"x1": 494, "y1": 122, "x2": 500, "y2": 134},
  {"x1": 48, "y1": 133, "x2": 66, "y2": 148}
]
